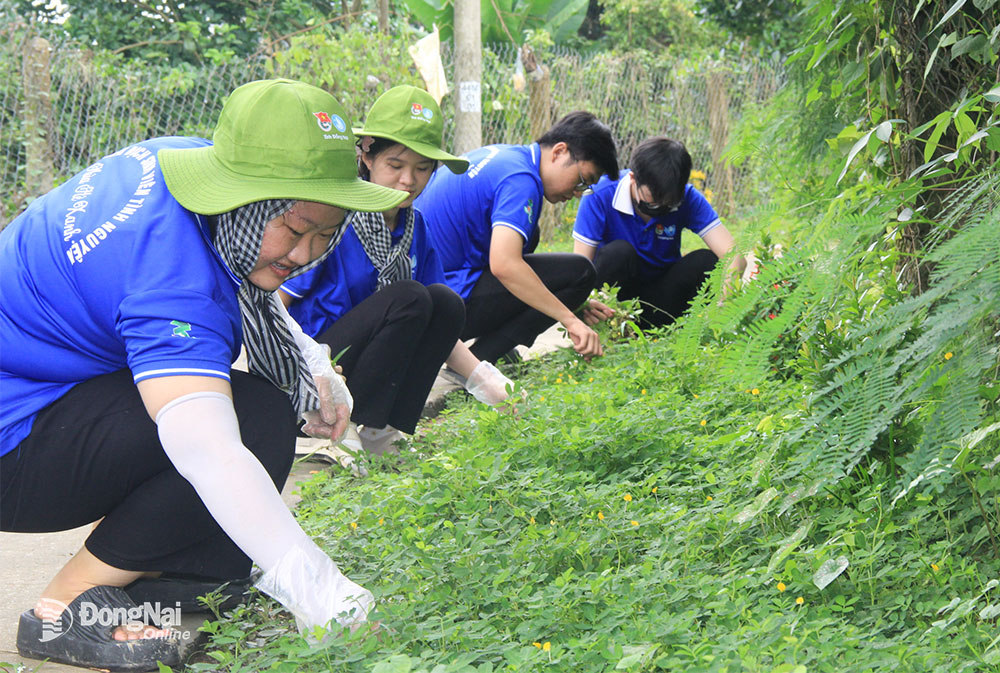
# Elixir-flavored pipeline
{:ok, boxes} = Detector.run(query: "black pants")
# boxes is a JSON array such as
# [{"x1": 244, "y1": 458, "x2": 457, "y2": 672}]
[
  {"x1": 462, "y1": 253, "x2": 596, "y2": 363},
  {"x1": 594, "y1": 239, "x2": 718, "y2": 328},
  {"x1": 0, "y1": 369, "x2": 296, "y2": 580},
  {"x1": 315, "y1": 281, "x2": 465, "y2": 433}
]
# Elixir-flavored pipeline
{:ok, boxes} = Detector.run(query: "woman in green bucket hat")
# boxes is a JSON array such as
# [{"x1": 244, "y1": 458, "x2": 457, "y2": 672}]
[
  {"x1": 2, "y1": 79, "x2": 403, "y2": 671},
  {"x1": 280, "y1": 85, "x2": 521, "y2": 457}
]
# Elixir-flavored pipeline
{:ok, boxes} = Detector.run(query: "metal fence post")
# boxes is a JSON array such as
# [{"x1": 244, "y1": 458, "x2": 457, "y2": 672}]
[{"x1": 22, "y1": 36, "x2": 54, "y2": 201}]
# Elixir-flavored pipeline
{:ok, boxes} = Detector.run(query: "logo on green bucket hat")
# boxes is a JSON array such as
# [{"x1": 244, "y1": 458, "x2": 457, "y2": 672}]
[{"x1": 158, "y1": 79, "x2": 407, "y2": 215}]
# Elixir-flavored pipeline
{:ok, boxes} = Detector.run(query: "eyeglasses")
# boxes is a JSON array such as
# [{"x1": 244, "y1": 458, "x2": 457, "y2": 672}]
[
  {"x1": 636, "y1": 199, "x2": 681, "y2": 217},
  {"x1": 633, "y1": 181, "x2": 682, "y2": 217},
  {"x1": 572, "y1": 164, "x2": 597, "y2": 194}
]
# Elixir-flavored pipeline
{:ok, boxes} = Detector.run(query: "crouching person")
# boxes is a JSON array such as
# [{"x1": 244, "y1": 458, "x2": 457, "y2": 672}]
[{"x1": 0, "y1": 79, "x2": 406, "y2": 671}]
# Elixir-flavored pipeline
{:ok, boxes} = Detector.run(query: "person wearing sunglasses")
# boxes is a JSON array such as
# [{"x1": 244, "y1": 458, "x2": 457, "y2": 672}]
[
  {"x1": 416, "y1": 112, "x2": 619, "y2": 363},
  {"x1": 572, "y1": 136, "x2": 746, "y2": 329}
]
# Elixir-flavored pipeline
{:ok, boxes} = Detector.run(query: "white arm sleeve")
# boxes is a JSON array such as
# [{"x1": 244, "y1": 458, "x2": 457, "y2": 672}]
[{"x1": 156, "y1": 391, "x2": 373, "y2": 629}]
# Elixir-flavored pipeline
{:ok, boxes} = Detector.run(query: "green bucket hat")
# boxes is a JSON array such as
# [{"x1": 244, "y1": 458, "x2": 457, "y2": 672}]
[
  {"x1": 159, "y1": 79, "x2": 407, "y2": 215},
  {"x1": 354, "y1": 85, "x2": 469, "y2": 174}
]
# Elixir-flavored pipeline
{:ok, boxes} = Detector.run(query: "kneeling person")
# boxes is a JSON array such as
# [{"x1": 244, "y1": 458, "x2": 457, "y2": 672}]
[{"x1": 574, "y1": 136, "x2": 745, "y2": 328}]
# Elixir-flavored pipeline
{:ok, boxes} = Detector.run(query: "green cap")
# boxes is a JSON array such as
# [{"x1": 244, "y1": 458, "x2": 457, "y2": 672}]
[
  {"x1": 158, "y1": 79, "x2": 408, "y2": 215},
  {"x1": 354, "y1": 85, "x2": 469, "y2": 174}
]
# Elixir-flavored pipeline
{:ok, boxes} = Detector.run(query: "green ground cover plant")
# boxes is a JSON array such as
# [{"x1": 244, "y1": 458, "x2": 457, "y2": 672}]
[{"x1": 189, "y1": 167, "x2": 1000, "y2": 671}]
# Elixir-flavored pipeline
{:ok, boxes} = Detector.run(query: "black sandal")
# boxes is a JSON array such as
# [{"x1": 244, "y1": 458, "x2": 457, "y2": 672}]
[
  {"x1": 125, "y1": 572, "x2": 257, "y2": 613},
  {"x1": 16, "y1": 585, "x2": 181, "y2": 672}
]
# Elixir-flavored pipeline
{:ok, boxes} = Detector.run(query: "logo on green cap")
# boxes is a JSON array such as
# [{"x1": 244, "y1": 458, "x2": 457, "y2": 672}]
[
  {"x1": 409, "y1": 103, "x2": 433, "y2": 124},
  {"x1": 314, "y1": 112, "x2": 332, "y2": 132}
]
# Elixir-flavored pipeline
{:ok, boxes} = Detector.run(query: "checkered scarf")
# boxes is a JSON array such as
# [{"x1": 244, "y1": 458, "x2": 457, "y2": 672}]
[
  {"x1": 213, "y1": 200, "x2": 345, "y2": 416},
  {"x1": 351, "y1": 207, "x2": 414, "y2": 289}
]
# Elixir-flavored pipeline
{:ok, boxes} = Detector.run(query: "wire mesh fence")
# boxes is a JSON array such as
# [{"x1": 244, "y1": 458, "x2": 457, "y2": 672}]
[{"x1": 1, "y1": 22, "x2": 784, "y2": 232}]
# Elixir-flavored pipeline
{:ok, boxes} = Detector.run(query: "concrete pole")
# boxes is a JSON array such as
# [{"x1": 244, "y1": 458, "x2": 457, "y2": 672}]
[{"x1": 453, "y1": 0, "x2": 482, "y2": 153}]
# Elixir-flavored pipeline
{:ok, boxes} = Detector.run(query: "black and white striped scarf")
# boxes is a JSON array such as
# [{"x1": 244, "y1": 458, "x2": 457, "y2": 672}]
[
  {"x1": 351, "y1": 207, "x2": 414, "y2": 289},
  {"x1": 213, "y1": 200, "x2": 345, "y2": 416}
]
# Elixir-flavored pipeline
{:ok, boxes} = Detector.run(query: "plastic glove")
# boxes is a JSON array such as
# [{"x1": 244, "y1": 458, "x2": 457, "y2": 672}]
[
  {"x1": 255, "y1": 536, "x2": 374, "y2": 638},
  {"x1": 465, "y1": 361, "x2": 516, "y2": 406},
  {"x1": 274, "y1": 295, "x2": 353, "y2": 441}
]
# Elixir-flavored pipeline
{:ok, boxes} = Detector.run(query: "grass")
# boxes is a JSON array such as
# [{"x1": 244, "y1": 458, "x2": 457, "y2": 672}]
[{"x1": 188, "y1": 309, "x2": 1000, "y2": 672}]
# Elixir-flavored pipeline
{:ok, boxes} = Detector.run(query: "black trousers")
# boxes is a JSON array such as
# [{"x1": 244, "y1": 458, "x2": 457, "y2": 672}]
[
  {"x1": 0, "y1": 369, "x2": 296, "y2": 580},
  {"x1": 462, "y1": 253, "x2": 596, "y2": 363},
  {"x1": 315, "y1": 281, "x2": 465, "y2": 433},
  {"x1": 594, "y1": 239, "x2": 718, "y2": 328}
]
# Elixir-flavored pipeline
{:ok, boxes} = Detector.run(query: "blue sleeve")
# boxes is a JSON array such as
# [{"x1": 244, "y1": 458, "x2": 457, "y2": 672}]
[
  {"x1": 411, "y1": 212, "x2": 446, "y2": 286},
  {"x1": 685, "y1": 186, "x2": 722, "y2": 236},
  {"x1": 281, "y1": 265, "x2": 321, "y2": 300},
  {"x1": 119, "y1": 288, "x2": 238, "y2": 383},
  {"x1": 490, "y1": 173, "x2": 541, "y2": 243},
  {"x1": 572, "y1": 189, "x2": 609, "y2": 247}
]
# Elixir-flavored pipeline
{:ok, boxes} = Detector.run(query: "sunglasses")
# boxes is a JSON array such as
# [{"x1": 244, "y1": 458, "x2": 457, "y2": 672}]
[{"x1": 636, "y1": 198, "x2": 682, "y2": 217}]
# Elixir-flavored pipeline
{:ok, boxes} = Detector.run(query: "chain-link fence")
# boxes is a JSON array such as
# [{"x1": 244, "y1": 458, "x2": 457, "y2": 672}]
[{"x1": 1, "y1": 23, "x2": 784, "y2": 231}]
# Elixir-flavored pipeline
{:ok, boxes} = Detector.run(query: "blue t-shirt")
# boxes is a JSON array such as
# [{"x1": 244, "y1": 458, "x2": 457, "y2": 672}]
[
  {"x1": 280, "y1": 208, "x2": 446, "y2": 338},
  {"x1": 573, "y1": 170, "x2": 721, "y2": 280},
  {"x1": 0, "y1": 137, "x2": 243, "y2": 457},
  {"x1": 415, "y1": 143, "x2": 543, "y2": 299}
]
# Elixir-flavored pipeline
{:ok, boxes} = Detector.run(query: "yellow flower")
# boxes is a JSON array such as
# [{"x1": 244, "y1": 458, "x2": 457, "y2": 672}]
[
  {"x1": 944, "y1": 352, "x2": 953, "y2": 360},
  {"x1": 539, "y1": 396, "x2": 545, "y2": 401},
  {"x1": 641, "y1": 389, "x2": 647, "y2": 395},
  {"x1": 588, "y1": 377, "x2": 594, "y2": 382},
  {"x1": 530, "y1": 517, "x2": 535, "y2": 524},
  {"x1": 597, "y1": 511, "x2": 605, "y2": 520},
  {"x1": 489, "y1": 505, "x2": 493, "y2": 512},
  {"x1": 542, "y1": 642, "x2": 551, "y2": 652},
  {"x1": 931, "y1": 563, "x2": 939, "y2": 572},
  {"x1": 378, "y1": 517, "x2": 385, "y2": 525},
  {"x1": 706, "y1": 495, "x2": 713, "y2": 501},
  {"x1": 704, "y1": 188, "x2": 714, "y2": 203},
  {"x1": 693, "y1": 393, "x2": 699, "y2": 399},
  {"x1": 745, "y1": 388, "x2": 751, "y2": 393},
  {"x1": 350, "y1": 522, "x2": 358, "y2": 530},
  {"x1": 623, "y1": 494, "x2": 632, "y2": 502},
  {"x1": 700, "y1": 419, "x2": 707, "y2": 426},
  {"x1": 796, "y1": 596, "x2": 804, "y2": 605},
  {"x1": 550, "y1": 520, "x2": 555, "y2": 526},
  {"x1": 631, "y1": 520, "x2": 638, "y2": 526},
  {"x1": 777, "y1": 582, "x2": 786, "y2": 592},
  {"x1": 533, "y1": 642, "x2": 542, "y2": 648},
  {"x1": 751, "y1": 388, "x2": 760, "y2": 395},
  {"x1": 651, "y1": 487, "x2": 658, "y2": 494},
  {"x1": 691, "y1": 169, "x2": 706, "y2": 180},
  {"x1": 556, "y1": 378, "x2": 563, "y2": 384}
]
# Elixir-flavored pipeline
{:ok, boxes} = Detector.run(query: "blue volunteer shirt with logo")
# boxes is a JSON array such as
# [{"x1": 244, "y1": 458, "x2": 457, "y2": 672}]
[
  {"x1": 415, "y1": 143, "x2": 543, "y2": 299},
  {"x1": 280, "y1": 207, "x2": 446, "y2": 338},
  {"x1": 0, "y1": 137, "x2": 243, "y2": 457},
  {"x1": 573, "y1": 170, "x2": 721, "y2": 280}
]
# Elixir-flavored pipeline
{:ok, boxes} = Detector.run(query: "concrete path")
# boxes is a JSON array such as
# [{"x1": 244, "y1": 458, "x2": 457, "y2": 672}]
[{"x1": 0, "y1": 324, "x2": 571, "y2": 671}]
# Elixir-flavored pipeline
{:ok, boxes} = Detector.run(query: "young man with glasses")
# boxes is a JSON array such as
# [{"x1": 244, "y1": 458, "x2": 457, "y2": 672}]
[
  {"x1": 573, "y1": 136, "x2": 746, "y2": 329},
  {"x1": 417, "y1": 112, "x2": 619, "y2": 364}
]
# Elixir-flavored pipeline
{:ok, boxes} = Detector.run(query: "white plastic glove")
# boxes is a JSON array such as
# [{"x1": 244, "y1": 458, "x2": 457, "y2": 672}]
[
  {"x1": 255, "y1": 536, "x2": 374, "y2": 637},
  {"x1": 273, "y1": 295, "x2": 352, "y2": 441},
  {"x1": 465, "y1": 360, "x2": 516, "y2": 406}
]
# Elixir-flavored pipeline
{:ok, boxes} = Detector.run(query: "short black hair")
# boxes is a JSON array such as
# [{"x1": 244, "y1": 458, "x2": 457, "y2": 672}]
[
  {"x1": 536, "y1": 111, "x2": 619, "y2": 179},
  {"x1": 630, "y1": 137, "x2": 691, "y2": 205}
]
